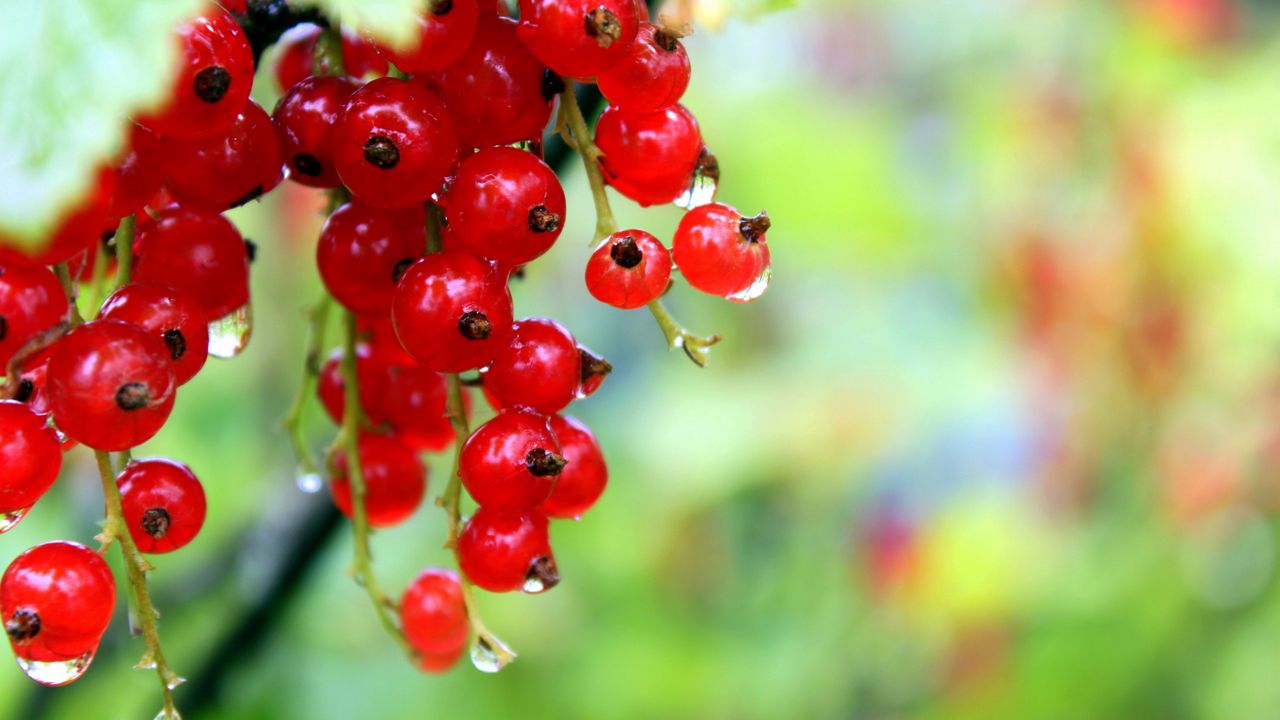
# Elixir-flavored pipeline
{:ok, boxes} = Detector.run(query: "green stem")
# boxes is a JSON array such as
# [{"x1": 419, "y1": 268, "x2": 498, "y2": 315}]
[
  {"x1": 114, "y1": 214, "x2": 135, "y2": 290},
  {"x1": 316, "y1": 26, "x2": 347, "y2": 76},
  {"x1": 646, "y1": 298, "x2": 721, "y2": 367},
  {"x1": 83, "y1": 237, "x2": 111, "y2": 319},
  {"x1": 281, "y1": 294, "x2": 333, "y2": 474}
]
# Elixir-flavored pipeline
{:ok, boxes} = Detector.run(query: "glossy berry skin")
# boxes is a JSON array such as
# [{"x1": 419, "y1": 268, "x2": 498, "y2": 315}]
[
  {"x1": 433, "y1": 15, "x2": 555, "y2": 149},
  {"x1": 330, "y1": 433, "x2": 426, "y2": 527},
  {"x1": 272, "y1": 75, "x2": 360, "y2": 188},
  {"x1": 47, "y1": 320, "x2": 176, "y2": 451},
  {"x1": 158, "y1": 99, "x2": 284, "y2": 211},
  {"x1": 585, "y1": 229, "x2": 671, "y2": 309},
  {"x1": 2, "y1": 541, "x2": 115, "y2": 664},
  {"x1": 378, "y1": 0, "x2": 479, "y2": 72},
  {"x1": 116, "y1": 459, "x2": 206, "y2": 554},
  {"x1": 0, "y1": 263, "x2": 68, "y2": 369},
  {"x1": 99, "y1": 284, "x2": 209, "y2": 386},
  {"x1": 597, "y1": 23, "x2": 690, "y2": 113},
  {"x1": 357, "y1": 314, "x2": 417, "y2": 367},
  {"x1": 0, "y1": 402, "x2": 62, "y2": 515},
  {"x1": 400, "y1": 568, "x2": 468, "y2": 663},
  {"x1": 392, "y1": 251, "x2": 513, "y2": 372},
  {"x1": 382, "y1": 363, "x2": 459, "y2": 451},
  {"x1": 518, "y1": 0, "x2": 638, "y2": 79},
  {"x1": 274, "y1": 24, "x2": 388, "y2": 93},
  {"x1": 457, "y1": 508, "x2": 557, "y2": 593},
  {"x1": 672, "y1": 202, "x2": 772, "y2": 300},
  {"x1": 318, "y1": 203, "x2": 425, "y2": 315},
  {"x1": 484, "y1": 318, "x2": 579, "y2": 414},
  {"x1": 138, "y1": 6, "x2": 254, "y2": 140},
  {"x1": 595, "y1": 104, "x2": 702, "y2": 206},
  {"x1": 332, "y1": 78, "x2": 460, "y2": 209},
  {"x1": 460, "y1": 409, "x2": 563, "y2": 510},
  {"x1": 443, "y1": 148, "x2": 566, "y2": 266},
  {"x1": 317, "y1": 343, "x2": 391, "y2": 427},
  {"x1": 133, "y1": 207, "x2": 250, "y2": 321},
  {"x1": 540, "y1": 415, "x2": 607, "y2": 518},
  {"x1": 108, "y1": 124, "x2": 163, "y2": 220}
]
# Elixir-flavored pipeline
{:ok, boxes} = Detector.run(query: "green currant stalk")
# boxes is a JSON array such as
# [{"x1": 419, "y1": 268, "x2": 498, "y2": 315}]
[
  {"x1": 114, "y1": 214, "x2": 135, "y2": 289},
  {"x1": 280, "y1": 294, "x2": 332, "y2": 475}
]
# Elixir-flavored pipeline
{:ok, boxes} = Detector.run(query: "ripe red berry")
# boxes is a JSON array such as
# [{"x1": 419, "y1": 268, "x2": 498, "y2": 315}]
[
  {"x1": 400, "y1": 568, "x2": 468, "y2": 666},
  {"x1": 332, "y1": 78, "x2": 460, "y2": 209},
  {"x1": 391, "y1": 251, "x2": 514, "y2": 372},
  {"x1": 596, "y1": 23, "x2": 690, "y2": 113},
  {"x1": 377, "y1": 0, "x2": 479, "y2": 72},
  {"x1": 316, "y1": 342, "x2": 391, "y2": 427},
  {"x1": 273, "y1": 24, "x2": 388, "y2": 93},
  {"x1": 99, "y1": 283, "x2": 209, "y2": 386},
  {"x1": 457, "y1": 508, "x2": 557, "y2": 593},
  {"x1": 433, "y1": 15, "x2": 556, "y2": 149},
  {"x1": 137, "y1": 6, "x2": 254, "y2": 140},
  {"x1": 329, "y1": 433, "x2": 426, "y2": 527},
  {"x1": 133, "y1": 207, "x2": 250, "y2": 322},
  {"x1": 116, "y1": 458, "x2": 207, "y2": 554},
  {"x1": 272, "y1": 75, "x2": 360, "y2": 188},
  {"x1": 483, "y1": 318, "x2": 580, "y2": 414},
  {"x1": 460, "y1": 409, "x2": 564, "y2": 510},
  {"x1": 2, "y1": 541, "x2": 115, "y2": 664},
  {"x1": 0, "y1": 402, "x2": 62, "y2": 516},
  {"x1": 356, "y1": 314, "x2": 418, "y2": 367},
  {"x1": 517, "y1": 0, "x2": 639, "y2": 79},
  {"x1": 158, "y1": 99, "x2": 284, "y2": 211},
  {"x1": 671, "y1": 203, "x2": 772, "y2": 301},
  {"x1": 539, "y1": 415, "x2": 607, "y2": 518},
  {"x1": 317, "y1": 203, "x2": 425, "y2": 316},
  {"x1": 0, "y1": 263, "x2": 69, "y2": 369},
  {"x1": 443, "y1": 147, "x2": 566, "y2": 266},
  {"x1": 595, "y1": 104, "x2": 703, "y2": 206},
  {"x1": 107, "y1": 124, "x2": 163, "y2": 220},
  {"x1": 584, "y1": 229, "x2": 672, "y2": 309},
  {"x1": 382, "y1": 363, "x2": 460, "y2": 451},
  {"x1": 46, "y1": 319, "x2": 176, "y2": 451}
]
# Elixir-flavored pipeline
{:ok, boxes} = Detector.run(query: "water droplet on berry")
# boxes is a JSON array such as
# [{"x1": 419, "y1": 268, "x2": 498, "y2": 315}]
[
  {"x1": 674, "y1": 155, "x2": 719, "y2": 209},
  {"x1": 725, "y1": 263, "x2": 772, "y2": 303},
  {"x1": 0, "y1": 506, "x2": 30, "y2": 534},
  {"x1": 16, "y1": 649, "x2": 95, "y2": 686},
  {"x1": 207, "y1": 302, "x2": 253, "y2": 359},
  {"x1": 522, "y1": 575, "x2": 547, "y2": 593},
  {"x1": 296, "y1": 470, "x2": 324, "y2": 494},
  {"x1": 470, "y1": 633, "x2": 516, "y2": 673}
]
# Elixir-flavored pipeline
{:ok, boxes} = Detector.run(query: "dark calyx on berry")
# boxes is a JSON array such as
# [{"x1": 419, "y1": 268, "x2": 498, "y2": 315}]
[
  {"x1": 542, "y1": 69, "x2": 566, "y2": 101},
  {"x1": 584, "y1": 7, "x2": 622, "y2": 47},
  {"x1": 528, "y1": 205, "x2": 561, "y2": 233},
  {"x1": 609, "y1": 235, "x2": 643, "y2": 268},
  {"x1": 391, "y1": 258, "x2": 415, "y2": 283},
  {"x1": 13, "y1": 377, "x2": 34, "y2": 403},
  {"x1": 4, "y1": 610, "x2": 40, "y2": 642},
  {"x1": 525, "y1": 447, "x2": 568, "y2": 476},
  {"x1": 163, "y1": 329, "x2": 187, "y2": 360},
  {"x1": 293, "y1": 152, "x2": 323, "y2": 177},
  {"x1": 457, "y1": 311, "x2": 491, "y2": 340},
  {"x1": 245, "y1": 239, "x2": 259, "y2": 263},
  {"x1": 115, "y1": 382, "x2": 152, "y2": 410},
  {"x1": 142, "y1": 507, "x2": 171, "y2": 539},
  {"x1": 0, "y1": 315, "x2": 7, "y2": 341},
  {"x1": 194, "y1": 66, "x2": 233, "y2": 103},
  {"x1": 695, "y1": 147, "x2": 720, "y2": 183},
  {"x1": 739, "y1": 211, "x2": 771, "y2": 243},
  {"x1": 654, "y1": 29, "x2": 679, "y2": 52},
  {"x1": 363, "y1": 136, "x2": 400, "y2": 169},
  {"x1": 430, "y1": 0, "x2": 454, "y2": 14},
  {"x1": 580, "y1": 348, "x2": 613, "y2": 383},
  {"x1": 527, "y1": 555, "x2": 561, "y2": 590}
]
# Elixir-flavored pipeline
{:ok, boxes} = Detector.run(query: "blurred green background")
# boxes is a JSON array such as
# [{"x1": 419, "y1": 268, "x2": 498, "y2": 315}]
[{"x1": 8, "y1": 0, "x2": 1280, "y2": 717}]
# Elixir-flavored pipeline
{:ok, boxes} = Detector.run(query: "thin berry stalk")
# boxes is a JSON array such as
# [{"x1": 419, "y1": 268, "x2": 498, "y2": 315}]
[{"x1": 281, "y1": 293, "x2": 333, "y2": 474}]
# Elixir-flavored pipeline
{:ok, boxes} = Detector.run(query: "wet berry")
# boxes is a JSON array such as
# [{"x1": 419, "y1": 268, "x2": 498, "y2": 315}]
[
  {"x1": 595, "y1": 104, "x2": 703, "y2": 207},
  {"x1": 0, "y1": 402, "x2": 62, "y2": 515},
  {"x1": 584, "y1": 229, "x2": 672, "y2": 309},
  {"x1": 457, "y1": 508, "x2": 557, "y2": 593},
  {"x1": 116, "y1": 458, "x2": 207, "y2": 554},
  {"x1": 2, "y1": 541, "x2": 115, "y2": 664},
  {"x1": 539, "y1": 414, "x2": 607, "y2": 518},
  {"x1": 460, "y1": 409, "x2": 564, "y2": 510},
  {"x1": 99, "y1": 283, "x2": 209, "y2": 386},
  {"x1": 158, "y1": 99, "x2": 284, "y2": 211},
  {"x1": 443, "y1": 147, "x2": 566, "y2": 266},
  {"x1": 391, "y1": 251, "x2": 514, "y2": 372},
  {"x1": 597, "y1": 23, "x2": 690, "y2": 113},
  {"x1": 517, "y1": 0, "x2": 639, "y2": 79},
  {"x1": 671, "y1": 202, "x2": 772, "y2": 301},
  {"x1": 318, "y1": 203, "x2": 425, "y2": 316},
  {"x1": 483, "y1": 318, "x2": 581, "y2": 414},
  {"x1": 400, "y1": 567, "x2": 468, "y2": 670},
  {"x1": 133, "y1": 207, "x2": 250, "y2": 322},
  {"x1": 272, "y1": 75, "x2": 360, "y2": 188}
]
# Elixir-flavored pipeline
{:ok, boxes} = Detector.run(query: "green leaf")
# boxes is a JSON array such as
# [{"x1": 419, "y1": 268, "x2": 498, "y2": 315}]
[
  {"x1": 0, "y1": 0, "x2": 204, "y2": 249},
  {"x1": 290, "y1": 0, "x2": 427, "y2": 50}
]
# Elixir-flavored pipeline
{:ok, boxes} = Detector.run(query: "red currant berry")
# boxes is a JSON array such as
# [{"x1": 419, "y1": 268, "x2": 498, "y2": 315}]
[
  {"x1": 594, "y1": 104, "x2": 702, "y2": 206},
  {"x1": 457, "y1": 508, "x2": 557, "y2": 593},
  {"x1": 99, "y1": 283, "x2": 210, "y2": 386},
  {"x1": 137, "y1": 6, "x2": 254, "y2": 140},
  {"x1": 329, "y1": 433, "x2": 426, "y2": 527},
  {"x1": 116, "y1": 458, "x2": 207, "y2": 554},
  {"x1": 391, "y1": 251, "x2": 514, "y2": 372},
  {"x1": 2, "y1": 541, "x2": 115, "y2": 664},
  {"x1": 483, "y1": 318, "x2": 580, "y2": 414},
  {"x1": 539, "y1": 415, "x2": 607, "y2": 518},
  {"x1": 377, "y1": 0, "x2": 479, "y2": 72},
  {"x1": 316, "y1": 343, "x2": 391, "y2": 427},
  {"x1": 133, "y1": 207, "x2": 250, "y2": 321},
  {"x1": 107, "y1": 124, "x2": 163, "y2": 220},
  {"x1": 357, "y1": 315, "x2": 417, "y2": 367},
  {"x1": 400, "y1": 568, "x2": 468, "y2": 661},
  {"x1": 272, "y1": 75, "x2": 360, "y2": 188},
  {"x1": 460, "y1": 409, "x2": 564, "y2": 510},
  {"x1": 0, "y1": 263, "x2": 68, "y2": 369},
  {"x1": 517, "y1": 0, "x2": 639, "y2": 79},
  {"x1": 273, "y1": 24, "x2": 388, "y2": 93},
  {"x1": 318, "y1": 203, "x2": 425, "y2": 316},
  {"x1": 46, "y1": 319, "x2": 176, "y2": 451},
  {"x1": 596, "y1": 23, "x2": 690, "y2": 113},
  {"x1": 332, "y1": 78, "x2": 460, "y2": 209},
  {"x1": 433, "y1": 15, "x2": 556, "y2": 149},
  {"x1": 417, "y1": 645, "x2": 467, "y2": 673},
  {"x1": 671, "y1": 203, "x2": 772, "y2": 301},
  {"x1": 584, "y1": 229, "x2": 671, "y2": 309},
  {"x1": 11, "y1": 360, "x2": 54, "y2": 419},
  {"x1": 0, "y1": 402, "x2": 62, "y2": 515},
  {"x1": 443, "y1": 147, "x2": 566, "y2": 266},
  {"x1": 158, "y1": 99, "x2": 284, "y2": 211},
  {"x1": 382, "y1": 363, "x2": 462, "y2": 452}
]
